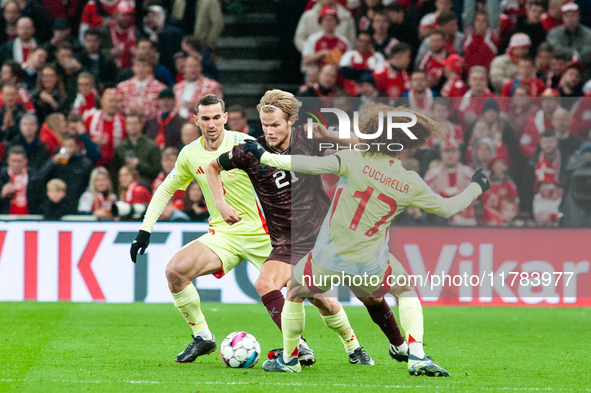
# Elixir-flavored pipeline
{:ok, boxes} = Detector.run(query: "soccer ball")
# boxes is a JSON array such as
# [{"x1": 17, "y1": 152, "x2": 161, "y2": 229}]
[{"x1": 220, "y1": 331, "x2": 261, "y2": 368}]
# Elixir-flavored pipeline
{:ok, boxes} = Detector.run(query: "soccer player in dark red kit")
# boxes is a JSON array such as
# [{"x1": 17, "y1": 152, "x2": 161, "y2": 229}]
[{"x1": 206, "y1": 89, "x2": 411, "y2": 371}]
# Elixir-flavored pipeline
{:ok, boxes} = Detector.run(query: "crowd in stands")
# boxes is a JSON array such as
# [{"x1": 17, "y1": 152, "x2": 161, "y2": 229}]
[{"x1": 0, "y1": 0, "x2": 589, "y2": 227}]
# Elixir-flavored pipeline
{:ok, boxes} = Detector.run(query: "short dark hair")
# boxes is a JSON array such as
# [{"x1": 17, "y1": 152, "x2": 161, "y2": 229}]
[
  {"x1": 7, "y1": 145, "x2": 25, "y2": 157},
  {"x1": 195, "y1": 94, "x2": 225, "y2": 114},
  {"x1": 429, "y1": 29, "x2": 445, "y2": 39},
  {"x1": 528, "y1": 0, "x2": 544, "y2": 8},
  {"x1": 551, "y1": 52, "x2": 570, "y2": 62},
  {"x1": 84, "y1": 28, "x2": 102, "y2": 40},
  {"x1": 518, "y1": 55, "x2": 535, "y2": 65},
  {"x1": 385, "y1": 2, "x2": 403, "y2": 13},
  {"x1": 388, "y1": 42, "x2": 411, "y2": 58},
  {"x1": 137, "y1": 36, "x2": 158, "y2": 51},
  {"x1": 437, "y1": 11, "x2": 457, "y2": 26},
  {"x1": 182, "y1": 35, "x2": 202, "y2": 51},
  {"x1": 56, "y1": 42, "x2": 73, "y2": 53},
  {"x1": 126, "y1": 112, "x2": 143, "y2": 123},
  {"x1": 67, "y1": 113, "x2": 83, "y2": 123},
  {"x1": 62, "y1": 133, "x2": 79, "y2": 144},
  {"x1": 1, "y1": 81, "x2": 18, "y2": 91},
  {"x1": 541, "y1": 129, "x2": 557, "y2": 138},
  {"x1": 133, "y1": 54, "x2": 151, "y2": 65},
  {"x1": 2, "y1": 60, "x2": 24, "y2": 80},
  {"x1": 227, "y1": 105, "x2": 246, "y2": 118}
]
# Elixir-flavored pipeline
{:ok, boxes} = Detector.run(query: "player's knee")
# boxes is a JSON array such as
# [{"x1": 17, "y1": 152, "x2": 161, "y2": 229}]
[
  {"x1": 165, "y1": 256, "x2": 191, "y2": 292},
  {"x1": 254, "y1": 276, "x2": 276, "y2": 296}
]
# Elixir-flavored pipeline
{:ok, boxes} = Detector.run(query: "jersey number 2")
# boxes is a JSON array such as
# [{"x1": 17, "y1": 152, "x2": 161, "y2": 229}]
[{"x1": 350, "y1": 186, "x2": 397, "y2": 237}]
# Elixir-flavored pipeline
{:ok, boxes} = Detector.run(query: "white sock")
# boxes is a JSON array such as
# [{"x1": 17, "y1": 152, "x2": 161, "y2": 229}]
[
  {"x1": 196, "y1": 328, "x2": 213, "y2": 341},
  {"x1": 409, "y1": 341, "x2": 425, "y2": 359},
  {"x1": 346, "y1": 346, "x2": 360, "y2": 355},
  {"x1": 392, "y1": 341, "x2": 409, "y2": 354}
]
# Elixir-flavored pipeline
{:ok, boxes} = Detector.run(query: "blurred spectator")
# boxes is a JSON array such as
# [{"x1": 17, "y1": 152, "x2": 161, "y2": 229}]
[
  {"x1": 34, "y1": 133, "x2": 93, "y2": 214},
  {"x1": 0, "y1": 60, "x2": 34, "y2": 112},
  {"x1": 152, "y1": 146, "x2": 184, "y2": 203},
  {"x1": 116, "y1": 54, "x2": 166, "y2": 118},
  {"x1": 465, "y1": 119, "x2": 493, "y2": 165},
  {"x1": 0, "y1": 82, "x2": 25, "y2": 143},
  {"x1": 501, "y1": 56, "x2": 546, "y2": 97},
  {"x1": 532, "y1": 159, "x2": 562, "y2": 226},
  {"x1": 339, "y1": 31, "x2": 385, "y2": 97},
  {"x1": 111, "y1": 112, "x2": 161, "y2": 192},
  {"x1": 521, "y1": 89, "x2": 561, "y2": 159},
  {"x1": 506, "y1": 85, "x2": 539, "y2": 140},
  {"x1": 416, "y1": 11, "x2": 463, "y2": 66},
  {"x1": 480, "y1": 99, "x2": 522, "y2": 170},
  {"x1": 21, "y1": 46, "x2": 47, "y2": 91},
  {"x1": 117, "y1": 38, "x2": 173, "y2": 86},
  {"x1": 550, "y1": 107, "x2": 583, "y2": 170},
  {"x1": 72, "y1": 72, "x2": 98, "y2": 119},
  {"x1": 471, "y1": 136, "x2": 495, "y2": 171},
  {"x1": 545, "y1": 51, "x2": 569, "y2": 90},
  {"x1": 173, "y1": 55, "x2": 222, "y2": 120},
  {"x1": 144, "y1": 89, "x2": 186, "y2": 149},
  {"x1": 180, "y1": 123, "x2": 200, "y2": 148},
  {"x1": 547, "y1": 3, "x2": 591, "y2": 71},
  {"x1": 415, "y1": 30, "x2": 447, "y2": 90},
  {"x1": 39, "y1": 112, "x2": 66, "y2": 155},
  {"x1": 500, "y1": 1, "x2": 545, "y2": 56},
  {"x1": 79, "y1": 0, "x2": 121, "y2": 43},
  {"x1": 54, "y1": 42, "x2": 83, "y2": 98},
  {"x1": 85, "y1": 89, "x2": 126, "y2": 169},
  {"x1": 533, "y1": 130, "x2": 562, "y2": 175},
  {"x1": 384, "y1": 3, "x2": 419, "y2": 57},
  {"x1": 457, "y1": 66, "x2": 497, "y2": 127},
  {"x1": 400, "y1": 70, "x2": 437, "y2": 116},
  {"x1": 462, "y1": 10, "x2": 499, "y2": 72},
  {"x1": 372, "y1": 42, "x2": 411, "y2": 98},
  {"x1": 117, "y1": 165, "x2": 151, "y2": 204},
  {"x1": 227, "y1": 105, "x2": 261, "y2": 138},
  {"x1": 66, "y1": 113, "x2": 102, "y2": 165},
  {"x1": 541, "y1": 0, "x2": 565, "y2": 31},
  {"x1": 302, "y1": 7, "x2": 350, "y2": 70},
  {"x1": 173, "y1": 52, "x2": 185, "y2": 83},
  {"x1": 297, "y1": 64, "x2": 339, "y2": 103},
  {"x1": 0, "y1": 17, "x2": 36, "y2": 65},
  {"x1": 31, "y1": 64, "x2": 70, "y2": 122},
  {"x1": 490, "y1": 33, "x2": 531, "y2": 94},
  {"x1": 418, "y1": 0, "x2": 453, "y2": 40},
  {"x1": 4, "y1": 113, "x2": 50, "y2": 170},
  {"x1": 429, "y1": 97, "x2": 463, "y2": 147},
  {"x1": 560, "y1": 142, "x2": 591, "y2": 227},
  {"x1": 0, "y1": 0, "x2": 21, "y2": 44},
  {"x1": 158, "y1": 199, "x2": 190, "y2": 222},
  {"x1": 558, "y1": 61, "x2": 584, "y2": 106},
  {"x1": 78, "y1": 166, "x2": 117, "y2": 218},
  {"x1": 180, "y1": 36, "x2": 219, "y2": 81},
  {"x1": 99, "y1": 1, "x2": 138, "y2": 71},
  {"x1": 356, "y1": 0, "x2": 381, "y2": 32},
  {"x1": 534, "y1": 42, "x2": 553, "y2": 84},
  {"x1": 356, "y1": 73, "x2": 378, "y2": 112},
  {"x1": 143, "y1": 5, "x2": 183, "y2": 76},
  {"x1": 441, "y1": 54, "x2": 466, "y2": 97},
  {"x1": 0, "y1": 145, "x2": 34, "y2": 214},
  {"x1": 172, "y1": 0, "x2": 223, "y2": 49},
  {"x1": 40, "y1": 178, "x2": 68, "y2": 220},
  {"x1": 480, "y1": 196, "x2": 520, "y2": 226},
  {"x1": 182, "y1": 179, "x2": 209, "y2": 222},
  {"x1": 76, "y1": 28, "x2": 119, "y2": 91},
  {"x1": 294, "y1": 0, "x2": 356, "y2": 53},
  {"x1": 424, "y1": 140, "x2": 477, "y2": 226},
  {"x1": 47, "y1": 18, "x2": 81, "y2": 63},
  {"x1": 18, "y1": 0, "x2": 52, "y2": 44},
  {"x1": 369, "y1": 10, "x2": 398, "y2": 57},
  {"x1": 478, "y1": 154, "x2": 519, "y2": 225}
]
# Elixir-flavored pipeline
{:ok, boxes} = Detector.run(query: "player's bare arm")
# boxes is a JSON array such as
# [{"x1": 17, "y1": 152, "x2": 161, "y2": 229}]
[{"x1": 205, "y1": 158, "x2": 242, "y2": 225}]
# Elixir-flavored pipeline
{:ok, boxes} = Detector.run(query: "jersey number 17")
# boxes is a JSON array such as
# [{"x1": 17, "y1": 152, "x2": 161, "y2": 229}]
[{"x1": 349, "y1": 186, "x2": 398, "y2": 237}]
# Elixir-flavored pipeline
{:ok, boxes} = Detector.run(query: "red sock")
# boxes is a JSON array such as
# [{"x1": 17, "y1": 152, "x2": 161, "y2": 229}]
[
  {"x1": 261, "y1": 290, "x2": 285, "y2": 331},
  {"x1": 365, "y1": 298, "x2": 405, "y2": 346}
]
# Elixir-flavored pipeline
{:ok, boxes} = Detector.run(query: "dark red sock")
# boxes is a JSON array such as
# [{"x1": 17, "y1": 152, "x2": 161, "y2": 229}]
[
  {"x1": 365, "y1": 299, "x2": 405, "y2": 346},
  {"x1": 261, "y1": 290, "x2": 285, "y2": 331}
]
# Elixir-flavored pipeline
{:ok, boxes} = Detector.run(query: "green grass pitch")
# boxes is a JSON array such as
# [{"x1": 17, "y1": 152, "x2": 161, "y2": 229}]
[{"x1": 1, "y1": 302, "x2": 589, "y2": 392}]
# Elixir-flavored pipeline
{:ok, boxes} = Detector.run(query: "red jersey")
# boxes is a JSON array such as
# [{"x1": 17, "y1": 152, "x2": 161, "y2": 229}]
[
  {"x1": 0, "y1": 87, "x2": 35, "y2": 112},
  {"x1": 480, "y1": 177, "x2": 519, "y2": 213},
  {"x1": 152, "y1": 171, "x2": 185, "y2": 202},
  {"x1": 85, "y1": 110, "x2": 126, "y2": 168},
  {"x1": 520, "y1": 110, "x2": 552, "y2": 159},
  {"x1": 418, "y1": 50, "x2": 447, "y2": 86},
  {"x1": 463, "y1": 27, "x2": 499, "y2": 71},
  {"x1": 302, "y1": 31, "x2": 350, "y2": 68},
  {"x1": 339, "y1": 49, "x2": 385, "y2": 96},
  {"x1": 81, "y1": 0, "x2": 119, "y2": 29},
  {"x1": 124, "y1": 182, "x2": 152, "y2": 204},
  {"x1": 373, "y1": 64, "x2": 410, "y2": 98},
  {"x1": 501, "y1": 77, "x2": 546, "y2": 97},
  {"x1": 441, "y1": 75, "x2": 467, "y2": 97}
]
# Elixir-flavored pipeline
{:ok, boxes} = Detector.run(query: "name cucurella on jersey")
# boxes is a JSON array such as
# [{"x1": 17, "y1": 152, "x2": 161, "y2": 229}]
[{"x1": 362, "y1": 165, "x2": 410, "y2": 194}]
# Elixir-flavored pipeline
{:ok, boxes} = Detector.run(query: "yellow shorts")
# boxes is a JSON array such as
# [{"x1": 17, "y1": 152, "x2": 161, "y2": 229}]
[
  {"x1": 292, "y1": 252, "x2": 410, "y2": 297},
  {"x1": 196, "y1": 230, "x2": 272, "y2": 278}
]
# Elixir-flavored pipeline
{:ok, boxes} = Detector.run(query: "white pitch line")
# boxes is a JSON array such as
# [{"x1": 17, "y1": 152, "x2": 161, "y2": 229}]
[{"x1": 0, "y1": 379, "x2": 589, "y2": 391}]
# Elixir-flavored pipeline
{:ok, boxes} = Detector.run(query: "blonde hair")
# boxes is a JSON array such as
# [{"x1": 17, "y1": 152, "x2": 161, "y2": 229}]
[
  {"x1": 89, "y1": 166, "x2": 113, "y2": 196},
  {"x1": 47, "y1": 178, "x2": 67, "y2": 192},
  {"x1": 257, "y1": 89, "x2": 302, "y2": 121}
]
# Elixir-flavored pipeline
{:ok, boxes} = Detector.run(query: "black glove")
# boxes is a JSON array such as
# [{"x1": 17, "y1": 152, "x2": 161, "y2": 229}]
[
  {"x1": 244, "y1": 139, "x2": 265, "y2": 161},
  {"x1": 130, "y1": 230, "x2": 150, "y2": 263},
  {"x1": 471, "y1": 168, "x2": 491, "y2": 192}
]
